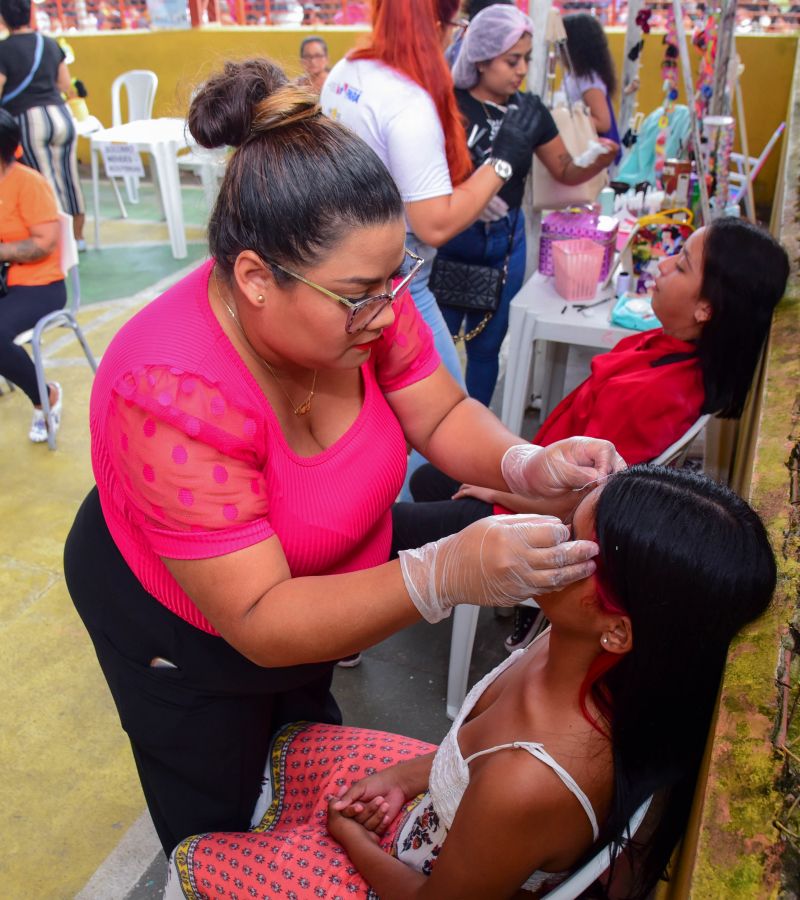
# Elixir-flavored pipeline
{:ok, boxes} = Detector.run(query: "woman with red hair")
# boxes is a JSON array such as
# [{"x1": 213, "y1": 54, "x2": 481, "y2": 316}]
[{"x1": 321, "y1": 0, "x2": 538, "y2": 398}]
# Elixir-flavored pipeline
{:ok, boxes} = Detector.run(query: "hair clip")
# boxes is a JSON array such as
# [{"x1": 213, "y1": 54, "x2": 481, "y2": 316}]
[{"x1": 628, "y1": 39, "x2": 644, "y2": 62}]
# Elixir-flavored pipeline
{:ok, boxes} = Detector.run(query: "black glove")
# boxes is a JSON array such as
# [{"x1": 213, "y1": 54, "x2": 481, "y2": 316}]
[{"x1": 489, "y1": 95, "x2": 542, "y2": 180}]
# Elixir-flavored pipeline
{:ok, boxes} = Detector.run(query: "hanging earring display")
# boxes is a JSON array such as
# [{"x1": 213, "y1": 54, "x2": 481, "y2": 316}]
[
  {"x1": 692, "y1": 13, "x2": 718, "y2": 123},
  {"x1": 655, "y1": 14, "x2": 680, "y2": 190},
  {"x1": 705, "y1": 114, "x2": 735, "y2": 211}
]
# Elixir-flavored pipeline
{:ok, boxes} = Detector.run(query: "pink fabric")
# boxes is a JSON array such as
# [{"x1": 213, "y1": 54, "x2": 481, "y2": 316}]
[
  {"x1": 169, "y1": 723, "x2": 437, "y2": 899},
  {"x1": 90, "y1": 259, "x2": 439, "y2": 634}
]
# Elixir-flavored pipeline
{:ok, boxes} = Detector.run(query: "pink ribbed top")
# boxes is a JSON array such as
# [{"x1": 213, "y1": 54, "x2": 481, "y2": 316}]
[{"x1": 90, "y1": 260, "x2": 438, "y2": 634}]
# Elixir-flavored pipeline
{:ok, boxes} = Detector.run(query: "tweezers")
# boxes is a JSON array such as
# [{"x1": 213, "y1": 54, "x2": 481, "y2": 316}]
[{"x1": 573, "y1": 294, "x2": 615, "y2": 312}]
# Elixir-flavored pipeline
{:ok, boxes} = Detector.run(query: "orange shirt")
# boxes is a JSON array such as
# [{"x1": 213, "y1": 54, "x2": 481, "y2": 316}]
[{"x1": 0, "y1": 163, "x2": 62, "y2": 287}]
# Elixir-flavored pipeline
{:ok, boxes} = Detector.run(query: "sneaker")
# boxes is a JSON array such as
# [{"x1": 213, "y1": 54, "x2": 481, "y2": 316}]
[
  {"x1": 336, "y1": 653, "x2": 363, "y2": 668},
  {"x1": 504, "y1": 607, "x2": 541, "y2": 653},
  {"x1": 76, "y1": 238, "x2": 87, "y2": 253},
  {"x1": 29, "y1": 382, "x2": 62, "y2": 443}
]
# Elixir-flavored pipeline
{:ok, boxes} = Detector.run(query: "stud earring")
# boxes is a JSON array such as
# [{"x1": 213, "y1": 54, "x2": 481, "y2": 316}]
[
  {"x1": 257, "y1": 294, "x2": 265, "y2": 303},
  {"x1": 602, "y1": 635, "x2": 609, "y2": 646}
]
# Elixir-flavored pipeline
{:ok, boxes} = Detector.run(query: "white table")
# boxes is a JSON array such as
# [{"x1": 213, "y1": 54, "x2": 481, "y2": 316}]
[
  {"x1": 501, "y1": 272, "x2": 635, "y2": 436},
  {"x1": 89, "y1": 117, "x2": 193, "y2": 259}
]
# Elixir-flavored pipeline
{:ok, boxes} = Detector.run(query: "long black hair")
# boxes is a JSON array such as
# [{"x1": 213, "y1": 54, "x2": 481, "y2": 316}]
[
  {"x1": 696, "y1": 217, "x2": 789, "y2": 417},
  {"x1": 585, "y1": 465, "x2": 776, "y2": 896},
  {"x1": 0, "y1": 108, "x2": 21, "y2": 165},
  {"x1": 563, "y1": 13, "x2": 618, "y2": 97},
  {"x1": 188, "y1": 58, "x2": 403, "y2": 282}
]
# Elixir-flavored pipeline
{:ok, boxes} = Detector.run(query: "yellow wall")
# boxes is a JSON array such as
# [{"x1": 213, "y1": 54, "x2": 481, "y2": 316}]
[{"x1": 64, "y1": 26, "x2": 796, "y2": 208}]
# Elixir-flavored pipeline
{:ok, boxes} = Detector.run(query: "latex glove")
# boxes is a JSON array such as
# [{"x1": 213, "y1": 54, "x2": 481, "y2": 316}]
[
  {"x1": 478, "y1": 194, "x2": 510, "y2": 223},
  {"x1": 502, "y1": 438, "x2": 626, "y2": 504},
  {"x1": 597, "y1": 137, "x2": 619, "y2": 166},
  {"x1": 399, "y1": 513, "x2": 598, "y2": 623},
  {"x1": 489, "y1": 94, "x2": 542, "y2": 180}
]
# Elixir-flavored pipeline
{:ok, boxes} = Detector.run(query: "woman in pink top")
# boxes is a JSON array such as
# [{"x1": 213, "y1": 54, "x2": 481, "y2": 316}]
[{"x1": 63, "y1": 58, "x2": 622, "y2": 856}]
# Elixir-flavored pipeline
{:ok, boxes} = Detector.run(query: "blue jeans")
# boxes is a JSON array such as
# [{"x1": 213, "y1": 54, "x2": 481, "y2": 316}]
[
  {"x1": 399, "y1": 233, "x2": 467, "y2": 500},
  {"x1": 405, "y1": 232, "x2": 465, "y2": 386},
  {"x1": 437, "y1": 211, "x2": 526, "y2": 406}
]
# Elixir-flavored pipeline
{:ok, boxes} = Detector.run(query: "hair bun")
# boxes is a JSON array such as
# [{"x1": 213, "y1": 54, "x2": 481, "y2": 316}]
[
  {"x1": 251, "y1": 85, "x2": 320, "y2": 135},
  {"x1": 189, "y1": 58, "x2": 316, "y2": 149}
]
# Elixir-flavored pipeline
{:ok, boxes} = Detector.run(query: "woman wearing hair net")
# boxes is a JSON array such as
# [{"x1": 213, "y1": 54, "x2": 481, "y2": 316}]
[{"x1": 439, "y1": 5, "x2": 618, "y2": 407}]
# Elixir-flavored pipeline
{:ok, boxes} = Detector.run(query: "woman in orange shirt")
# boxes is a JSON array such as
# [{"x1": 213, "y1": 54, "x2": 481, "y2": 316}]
[{"x1": 0, "y1": 109, "x2": 65, "y2": 442}]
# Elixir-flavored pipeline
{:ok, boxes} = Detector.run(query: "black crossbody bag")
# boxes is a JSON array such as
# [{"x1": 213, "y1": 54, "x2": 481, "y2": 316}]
[
  {"x1": 430, "y1": 209, "x2": 520, "y2": 343},
  {"x1": 0, "y1": 261, "x2": 11, "y2": 297}
]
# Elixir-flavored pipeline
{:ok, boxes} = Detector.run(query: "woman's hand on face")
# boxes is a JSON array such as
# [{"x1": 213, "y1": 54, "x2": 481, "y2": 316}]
[
  {"x1": 330, "y1": 771, "x2": 410, "y2": 835},
  {"x1": 399, "y1": 513, "x2": 598, "y2": 622},
  {"x1": 501, "y1": 438, "x2": 625, "y2": 520}
]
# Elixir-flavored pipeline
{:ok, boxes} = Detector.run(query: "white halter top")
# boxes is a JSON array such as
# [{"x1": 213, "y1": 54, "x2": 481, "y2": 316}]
[{"x1": 395, "y1": 637, "x2": 599, "y2": 893}]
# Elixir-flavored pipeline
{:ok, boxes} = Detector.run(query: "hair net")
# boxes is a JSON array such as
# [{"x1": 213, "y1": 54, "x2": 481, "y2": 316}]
[{"x1": 452, "y1": 5, "x2": 534, "y2": 90}]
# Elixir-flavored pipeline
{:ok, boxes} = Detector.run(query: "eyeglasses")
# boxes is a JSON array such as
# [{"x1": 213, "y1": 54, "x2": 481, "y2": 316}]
[
  {"x1": 301, "y1": 52, "x2": 327, "y2": 61},
  {"x1": 268, "y1": 248, "x2": 424, "y2": 334}
]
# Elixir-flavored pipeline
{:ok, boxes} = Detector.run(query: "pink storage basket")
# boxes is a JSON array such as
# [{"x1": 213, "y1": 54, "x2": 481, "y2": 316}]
[{"x1": 552, "y1": 239, "x2": 606, "y2": 301}]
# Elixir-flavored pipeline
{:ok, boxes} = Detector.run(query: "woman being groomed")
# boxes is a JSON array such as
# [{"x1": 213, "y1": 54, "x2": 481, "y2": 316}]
[
  {"x1": 63, "y1": 58, "x2": 622, "y2": 858},
  {"x1": 436, "y1": 5, "x2": 618, "y2": 405},
  {"x1": 165, "y1": 466, "x2": 776, "y2": 899}
]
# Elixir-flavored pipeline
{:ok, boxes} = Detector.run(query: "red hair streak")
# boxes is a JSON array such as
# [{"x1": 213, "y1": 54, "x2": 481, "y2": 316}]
[
  {"x1": 578, "y1": 559, "x2": 627, "y2": 736},
  {"x1": 351, "y1": 0, "x2": 473, "y2": 186}
]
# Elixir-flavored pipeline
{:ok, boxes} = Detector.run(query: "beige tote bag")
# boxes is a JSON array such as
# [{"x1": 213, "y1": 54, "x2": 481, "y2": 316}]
[
  {"x1": 532, "y1": 103, "x2": 608, "y2": 210},
  {"x1": 531, "y1": 10, "x2": 608, "y2": 210}
]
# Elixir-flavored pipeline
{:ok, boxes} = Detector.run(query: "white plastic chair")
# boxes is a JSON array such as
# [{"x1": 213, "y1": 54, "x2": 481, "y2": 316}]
[
  {"x1": 544, "y1": 795, "x2": 653, "y2": 898},
  {"x1": 72, "y1": 113, "x2": 128, "y2": 218},
  {"x1": 650, "y1": 415, "x2": 711, "y2": 467},
  {"x1": 14, "y1": 212, "x2": 98, "y2": 450},
  {"x1": 176, "y1": 145, "x2": 228, "y2": 212},
  {"x1": 111, "y1": 70, "x2": 158, "y2": 204}
]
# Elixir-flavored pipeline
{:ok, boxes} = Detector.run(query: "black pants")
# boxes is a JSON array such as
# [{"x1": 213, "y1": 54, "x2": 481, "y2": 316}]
[
  {"x1": 0, "y1": 280, "x2": 66, "y2": 403},
  {"x1": 390, "y1": 463, "x2": 492, "y2": 556},
  {"x1": 64, "y1": 487, "x2": 341, "y2": 856}
]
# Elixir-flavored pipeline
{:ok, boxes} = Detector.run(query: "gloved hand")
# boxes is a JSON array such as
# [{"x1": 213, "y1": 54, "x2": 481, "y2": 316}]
[
  {"x1": 478, "y1": 194, "x2": 510, "y2": 223},
  {"x1": 489, "y1": 94, "x2": 542, "y2": 180},
  {"x1": 502, "y1": 438, "x2": 626, "y2": 503},
  {"x1": 399, "y1": 514, "x2": 598, "y2": 624}
]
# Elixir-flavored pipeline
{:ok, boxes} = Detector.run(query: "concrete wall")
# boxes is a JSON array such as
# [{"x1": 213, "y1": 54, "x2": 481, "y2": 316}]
[{"x1": 63, "y1": 26, "x2": 797, "y2": 208}]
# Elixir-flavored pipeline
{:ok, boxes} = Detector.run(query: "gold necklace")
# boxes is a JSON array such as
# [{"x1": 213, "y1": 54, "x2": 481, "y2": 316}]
[{"x1": 213, "y1": 266, "x2": 318, "y2": 417}]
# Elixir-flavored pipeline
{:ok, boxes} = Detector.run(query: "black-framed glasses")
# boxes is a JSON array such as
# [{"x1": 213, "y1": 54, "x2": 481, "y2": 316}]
[{"x1": 268, "y1": 248, "x2": 424, "y2": 334}]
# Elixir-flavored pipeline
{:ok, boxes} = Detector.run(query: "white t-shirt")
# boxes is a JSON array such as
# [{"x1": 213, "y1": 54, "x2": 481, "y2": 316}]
[
  {"x1": 563, "y1": 70, "x2": 608, "y2": 105},
  {"x1": 320, "y1": 57, "x2": 453, "y2": 205}
]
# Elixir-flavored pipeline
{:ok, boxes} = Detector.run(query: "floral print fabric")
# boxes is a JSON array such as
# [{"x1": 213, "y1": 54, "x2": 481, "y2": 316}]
[{"x1": 166, "y1": 722, "x2": 437, "y2": 899}]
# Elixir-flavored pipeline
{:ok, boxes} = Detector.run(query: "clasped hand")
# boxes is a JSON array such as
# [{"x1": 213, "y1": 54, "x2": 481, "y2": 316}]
[{"x1": 327, "y1": 769, "x2": 410, "y2": 850}]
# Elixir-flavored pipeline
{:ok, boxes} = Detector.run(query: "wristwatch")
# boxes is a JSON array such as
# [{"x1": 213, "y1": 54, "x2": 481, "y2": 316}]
[{"x1": 483, "y1": 157, "x2": 513, "y2": 182}]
